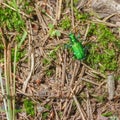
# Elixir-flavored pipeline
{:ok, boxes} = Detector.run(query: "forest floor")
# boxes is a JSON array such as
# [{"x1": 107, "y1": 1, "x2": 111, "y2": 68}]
[{"x1": 0, "y1": 0, "x2": 120, "y2": 120}]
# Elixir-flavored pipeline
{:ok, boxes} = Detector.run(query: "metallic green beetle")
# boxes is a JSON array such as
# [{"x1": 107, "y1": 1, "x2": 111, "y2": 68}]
[{"x1": 69, "y1": 33, "x2": 85, "y2": 60}]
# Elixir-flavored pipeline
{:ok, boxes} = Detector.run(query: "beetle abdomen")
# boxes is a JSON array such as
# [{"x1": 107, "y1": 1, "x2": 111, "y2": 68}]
[{"x1": 72, "y1": 42, "x2": 85, "y2": 60}]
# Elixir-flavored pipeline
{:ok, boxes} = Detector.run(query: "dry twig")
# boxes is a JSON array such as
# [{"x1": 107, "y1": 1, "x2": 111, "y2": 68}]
[
  {"x1": 86, "y1": 89, "x2": 93, "y2": 120},
  {"x1": 56, "y1": 0, "x2": 62, "y2": 20},
  {"x1": 72, "y1": 94, "x2": 86, "y2": 120},
  {"x1": 71, "y1": 0, "x2": 74, "y2": 28},
  {"x1": 22, "y1": 52, "x2": 34, "y2": 92}
]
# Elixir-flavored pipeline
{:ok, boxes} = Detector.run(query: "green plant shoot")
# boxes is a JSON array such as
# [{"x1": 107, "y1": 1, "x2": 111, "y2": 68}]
[{"x1": 69, "y1": 33, "x2": 85, "y2": 60}]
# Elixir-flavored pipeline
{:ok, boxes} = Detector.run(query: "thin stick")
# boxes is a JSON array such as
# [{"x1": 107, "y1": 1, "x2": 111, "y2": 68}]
[
  {"x1": 66, "y1": 100, "x2": 73, "y2": 118},
  {"x1": 81, "y1": 62, "x2": 106, "y2": 78},
  {"x1": 35, "y1": 4, "x2": 48, "y2": 34},
  {"x1": 61, "y1": 52, "x2": 66, "y2": 85},
  {"x1": 71, "y1": 0, "x2": 74, "y2": 28},
  {"x1": 56, "y1": 0, "x2": 59, "y2": 20},
  {"x1": 70, "y1": 62, "x2": 78, "y2": 87},
  {"x1": 28, "y1": 20, "x2": 33, "y2": 68},
  {"x1": 22, "y1": 52, "x2": 34, "y2": 92},
  {"x1": 103, "y1": 13, "x2": 119, "y2": 22},
  {"x1": 16, "y1": 89, "x2": 32, "y2": 97},
  {"x1": 83, "y1": 24, "x2": 90, "y2": 40},
  {"x1": 72, "y1": 94, "x2": 86, "y2": 120},
  {"x1": 86, "y1": 90, "x2": 93, "y2": 120},
  {"x1": 91, "y1": 18, "x2": 119, "y2": 27},
  {"x1": 62, "y1": 100, "x2": 71, "y2": 119},
  {"x1": 57, "y1": 0, "x2": 62, "y2": 20},
  {"x1": 80, "y1": 78, "x2": 99, "y2": 86},
  {"x1": 53, "y1": 106, "x2": 60, "y2": 120}
]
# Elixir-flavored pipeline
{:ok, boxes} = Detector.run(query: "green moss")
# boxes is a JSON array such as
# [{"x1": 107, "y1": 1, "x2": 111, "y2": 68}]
[
  {"x1": 0, "y1": 1, "x2": 28, "y2": 63},
  {"x1": 87, "y1": 23, "x2": 119, "y2": 73},
  {"x1": 44, "y1": 104, "x2": 51, "y2": 110},
  {"x1": 0, "y1": 6, "x2": 25, "y2": 32},
  {"x1": 42, "y1": 58, "x2": 51, "y2": 66},
  {"x1": 95, "y1": 95, "x2": 106, "y2": 103},
  {"x1": 21, "y1": 1, "x2": 34, "y2": 14},
  {"x1": 74, "y1": 8, "x2": 89, "y2": 21},
  {"x1": 42, "y1": 104, "x2": 51, "y2": 119},
  {"x1": 86, "y1": 83, "x2": 93, "y2": 89},
  {"x1": 60, "y1": 17, "x2": 71, "y2": 30},
  {"x1": 73, "y1": 0, "x2": 79, "y2": 5},
  {"x1": 23, "y1": 99, "x2": 35, "y2": 117},
  {"x1": 48, "y1": 24, "x2": 61, "y2": 37},
  {"x1": 42, "y1": 112, "x2": 49, "y2": 119},
  {"x1": 46, "y1": 68, "x2": 54, "y2": 77}
]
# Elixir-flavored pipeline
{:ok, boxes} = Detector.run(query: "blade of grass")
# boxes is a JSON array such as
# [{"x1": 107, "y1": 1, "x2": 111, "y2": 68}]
[
  {"x1": 0, "y1": 68, "x2": 9, "y2": 120},
  {"x1": 18, "y1": 30, "x2": 27, "y2": 49}
]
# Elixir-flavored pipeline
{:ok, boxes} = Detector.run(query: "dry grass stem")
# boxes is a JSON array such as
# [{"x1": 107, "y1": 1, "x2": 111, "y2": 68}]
[
  {"x1": 71, "y1": 0, "x2": 74, "y2": 28},
  {"x1": 56, "y1": 0, "x2": 62, "y2": 20}
]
